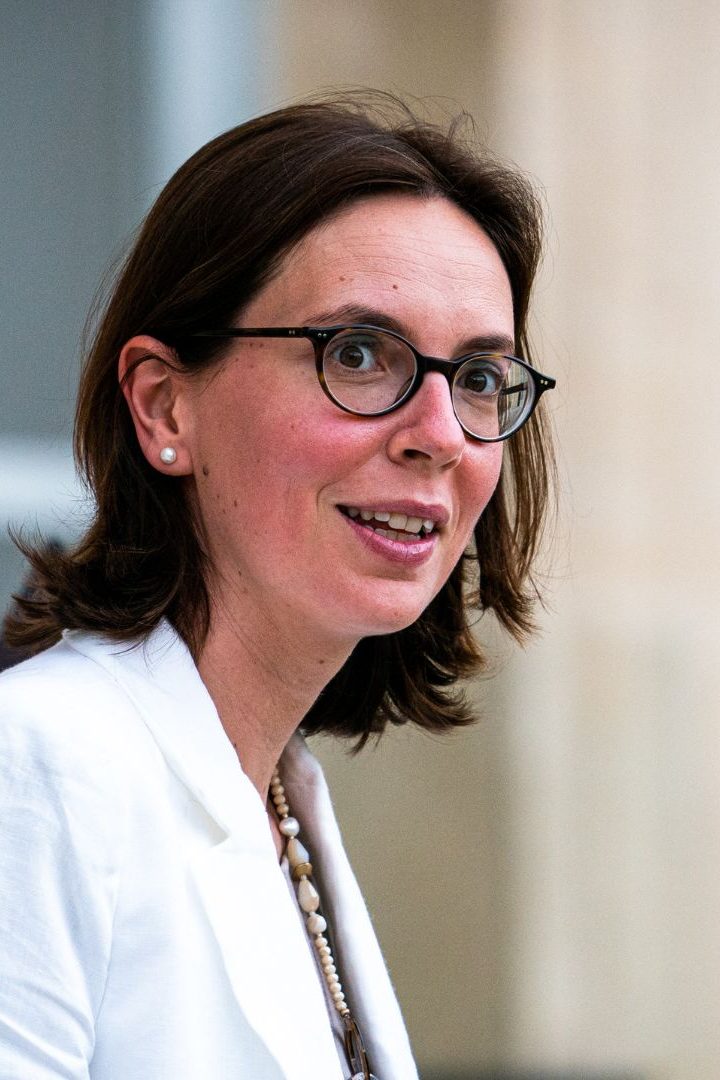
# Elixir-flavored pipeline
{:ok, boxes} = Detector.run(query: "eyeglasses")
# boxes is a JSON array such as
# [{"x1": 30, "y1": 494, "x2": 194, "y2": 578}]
[{"x1": 190, "y1": 324, "x2": 556, "y2": 442}]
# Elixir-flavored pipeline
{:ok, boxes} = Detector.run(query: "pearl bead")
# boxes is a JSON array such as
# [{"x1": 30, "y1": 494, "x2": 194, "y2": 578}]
[
  {"x1": 298, "y1": 878, "x2": 320, "y2": 912},
  {"x1": 306, "y1": 912, "x2": 327, "y2": 934},
  {"x1": 159, "y1": 446, "x2": 177, "y2": 465},
  {"x1": 278, "y1": 816, "x2": 299, "y2": 837}
]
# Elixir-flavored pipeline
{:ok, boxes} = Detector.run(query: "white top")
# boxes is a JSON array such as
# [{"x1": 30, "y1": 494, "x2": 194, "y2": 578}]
[{"x1": 0, "y1": 620, "x2": 418, "y2": 1079}]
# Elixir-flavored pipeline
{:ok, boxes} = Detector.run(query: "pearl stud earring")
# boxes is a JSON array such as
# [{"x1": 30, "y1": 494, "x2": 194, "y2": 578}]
[{"x1": 160, "y1": 446, "x2": 177, "y2": 465}]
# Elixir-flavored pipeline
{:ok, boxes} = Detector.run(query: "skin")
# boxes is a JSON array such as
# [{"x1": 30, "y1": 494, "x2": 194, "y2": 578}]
[{"x1": 119, "y1": 193, "x2": 514, "y2": 842}]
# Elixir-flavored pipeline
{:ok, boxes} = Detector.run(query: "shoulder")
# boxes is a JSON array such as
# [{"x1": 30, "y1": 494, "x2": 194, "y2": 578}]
[
  {"x1": 1, "y1": 633, "x2": 130, "y2": 701},
  {"x1": 0, "y1": 632, "x2": 174, "y2": 891},
  {"x1": 0, "y1": 634, "x2": 160, "y2": 779}
]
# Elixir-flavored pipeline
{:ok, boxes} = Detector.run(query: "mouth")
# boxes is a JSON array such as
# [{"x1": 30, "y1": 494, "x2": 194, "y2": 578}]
[{"x1": 338, "y1": 505, "x2": 439, "y2": 542}]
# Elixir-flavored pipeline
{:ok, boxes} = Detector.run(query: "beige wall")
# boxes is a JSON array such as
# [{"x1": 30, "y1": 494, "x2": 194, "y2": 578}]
[{"x1": 267, "y1": 2, "x2": 720, "y2": 1077}]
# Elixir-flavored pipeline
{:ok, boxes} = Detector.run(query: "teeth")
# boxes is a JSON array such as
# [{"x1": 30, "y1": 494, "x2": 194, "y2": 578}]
[{"x1": 343, "y1": 506, "x2": 437, "y2": 535}]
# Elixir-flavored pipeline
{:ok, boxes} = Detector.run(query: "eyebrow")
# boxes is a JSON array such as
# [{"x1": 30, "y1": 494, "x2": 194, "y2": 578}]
[{"x1": 302, "y1": 303, "x2": 516, "y2": 356}]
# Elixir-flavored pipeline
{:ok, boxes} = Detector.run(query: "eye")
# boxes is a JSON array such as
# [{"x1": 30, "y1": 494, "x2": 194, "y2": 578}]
[
  {"x1": 327, "y1": 334, "x2": 385, "y2": 374},
  {"x1": 457, "y1": 357, "x2": 507, "y2": 396}
]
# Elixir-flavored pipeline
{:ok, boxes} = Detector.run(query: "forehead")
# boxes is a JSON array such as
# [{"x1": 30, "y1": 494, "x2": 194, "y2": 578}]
[{"x1": 247, "y1": 193, "x2": 514, "y2": 344}]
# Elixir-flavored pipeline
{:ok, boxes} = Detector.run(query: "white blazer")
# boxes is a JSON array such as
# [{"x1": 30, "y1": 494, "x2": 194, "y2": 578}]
[{"x1": 0, "y1": 621, "x2": 418, "y2": 1079}]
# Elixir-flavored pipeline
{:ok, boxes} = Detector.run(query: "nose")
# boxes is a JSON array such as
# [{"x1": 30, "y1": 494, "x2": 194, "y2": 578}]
[{"x1": 385, "y1": 371, "x2": 466, "y2": 469}]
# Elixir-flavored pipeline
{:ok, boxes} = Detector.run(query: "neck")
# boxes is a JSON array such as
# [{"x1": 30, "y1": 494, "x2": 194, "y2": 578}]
[{"x1": 197, "y1": 590, "x2": 354, "y2": 800}]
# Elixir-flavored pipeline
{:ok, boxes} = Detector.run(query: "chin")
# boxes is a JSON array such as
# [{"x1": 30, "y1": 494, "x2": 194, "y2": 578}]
[{"x1": 337, "y1": 592, "x2": 436, "y2": 640}]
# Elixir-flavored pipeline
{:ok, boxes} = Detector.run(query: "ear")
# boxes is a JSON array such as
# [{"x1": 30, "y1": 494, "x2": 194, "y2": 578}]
[{"x1": 118, "y1": 336, "x2": 193, "y2": 475}]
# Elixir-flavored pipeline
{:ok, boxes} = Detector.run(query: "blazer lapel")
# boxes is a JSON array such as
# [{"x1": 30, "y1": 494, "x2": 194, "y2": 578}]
[
  {"x1": 64, "y1": 623, "x2": 343, "y2": 1080},
  {"x1": 190, "y1": 838, "x2": 344, "y2": 1079}
]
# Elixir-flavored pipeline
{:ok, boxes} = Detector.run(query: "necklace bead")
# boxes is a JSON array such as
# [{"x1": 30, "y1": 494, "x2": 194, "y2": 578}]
[
  {"x1": 297, "y1": 878, "x2": 320, "y2": 913},
  {"x1": 286, "y1": 837, "x2": 310, "y2": 867},
  {"x1": 306, "y1": 912, "x2": 327, "y2": 934},
  {"x1": 278, "y1": 815, "x2": 300, "y2": 837}
]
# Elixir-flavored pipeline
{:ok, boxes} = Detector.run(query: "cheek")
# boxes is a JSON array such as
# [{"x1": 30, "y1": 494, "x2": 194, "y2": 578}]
[
  {"x1": 463, "y1": 444, "x2": 504, "y2": 517},
  {"x1": 207, "y1": 413, "x2": 370, "y2": 529},
  {"x1": 449, "y1": 447, "x2": 503, "y2": 558},
  {"x1": 273, "y1": 410, "x2": 382, "y2": 483}
]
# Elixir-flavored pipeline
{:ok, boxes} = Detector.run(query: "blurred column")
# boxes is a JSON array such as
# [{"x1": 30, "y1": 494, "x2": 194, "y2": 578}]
[
  {"x1": 480, "y1": 3, "x2": 720, "y2": 1077},
  {"x1": 139, "y1": 0, "x2": 277, "y2": 188}
]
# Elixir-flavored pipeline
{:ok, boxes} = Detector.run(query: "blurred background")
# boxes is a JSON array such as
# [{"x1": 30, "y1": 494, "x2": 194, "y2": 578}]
[{"x1": 1, "y1": 2, "x2": 719, "y2": 1078}]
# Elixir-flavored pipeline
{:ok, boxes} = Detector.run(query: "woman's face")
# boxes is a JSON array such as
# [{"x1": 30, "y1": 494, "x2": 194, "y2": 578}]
[{"x1": 182, "y1": 193, "x2": 514, "y2": 648}]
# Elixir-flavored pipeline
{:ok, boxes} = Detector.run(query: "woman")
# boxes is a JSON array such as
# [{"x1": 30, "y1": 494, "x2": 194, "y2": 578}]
[{"x1": 0, "y1": 96, "x2": 555, "y2": 1079}]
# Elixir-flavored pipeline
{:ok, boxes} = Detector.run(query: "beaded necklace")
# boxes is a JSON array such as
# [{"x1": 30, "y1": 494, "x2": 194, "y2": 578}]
[{"x1": 270, "y1": 768, "x2": 376, "y2": 1080}]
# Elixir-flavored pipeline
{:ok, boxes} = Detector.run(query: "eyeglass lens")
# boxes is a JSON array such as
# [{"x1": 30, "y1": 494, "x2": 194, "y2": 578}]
[{"x1": 321, "y1": 328, "x2": 533, "y2": 439}]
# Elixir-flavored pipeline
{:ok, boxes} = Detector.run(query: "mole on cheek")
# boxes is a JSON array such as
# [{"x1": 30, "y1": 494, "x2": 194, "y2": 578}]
[
  {"x1": 202, "y1": 465, "x2": 210, "y2": 477},
  {"x1": 392, "y1": 283, "x2": 399, "y2": 290}
]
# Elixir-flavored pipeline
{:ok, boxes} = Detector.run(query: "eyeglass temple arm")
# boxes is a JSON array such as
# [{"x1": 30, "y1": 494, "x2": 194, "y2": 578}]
[
  {"x1": 501, "y1": 374, "x2": 556, "y2": 396},
  {"x1": 191, "y1": 328, "x2": 304, "y2": 338}
]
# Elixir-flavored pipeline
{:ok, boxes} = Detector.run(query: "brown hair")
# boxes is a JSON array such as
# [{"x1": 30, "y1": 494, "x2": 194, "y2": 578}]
[{"x1": 5, "y1": 92, "x2": 554, "y2": 744}]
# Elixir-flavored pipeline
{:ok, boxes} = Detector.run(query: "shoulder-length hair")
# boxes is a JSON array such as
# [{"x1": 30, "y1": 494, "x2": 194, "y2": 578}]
[{"x1": 5, "y1": 93, "x2": 554, "y2": 745}]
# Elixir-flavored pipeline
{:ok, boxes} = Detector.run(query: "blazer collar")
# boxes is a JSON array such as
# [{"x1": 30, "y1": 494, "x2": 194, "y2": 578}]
[{"x1": 65, "y1": 618, "x2": 264, "y2": 839}]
